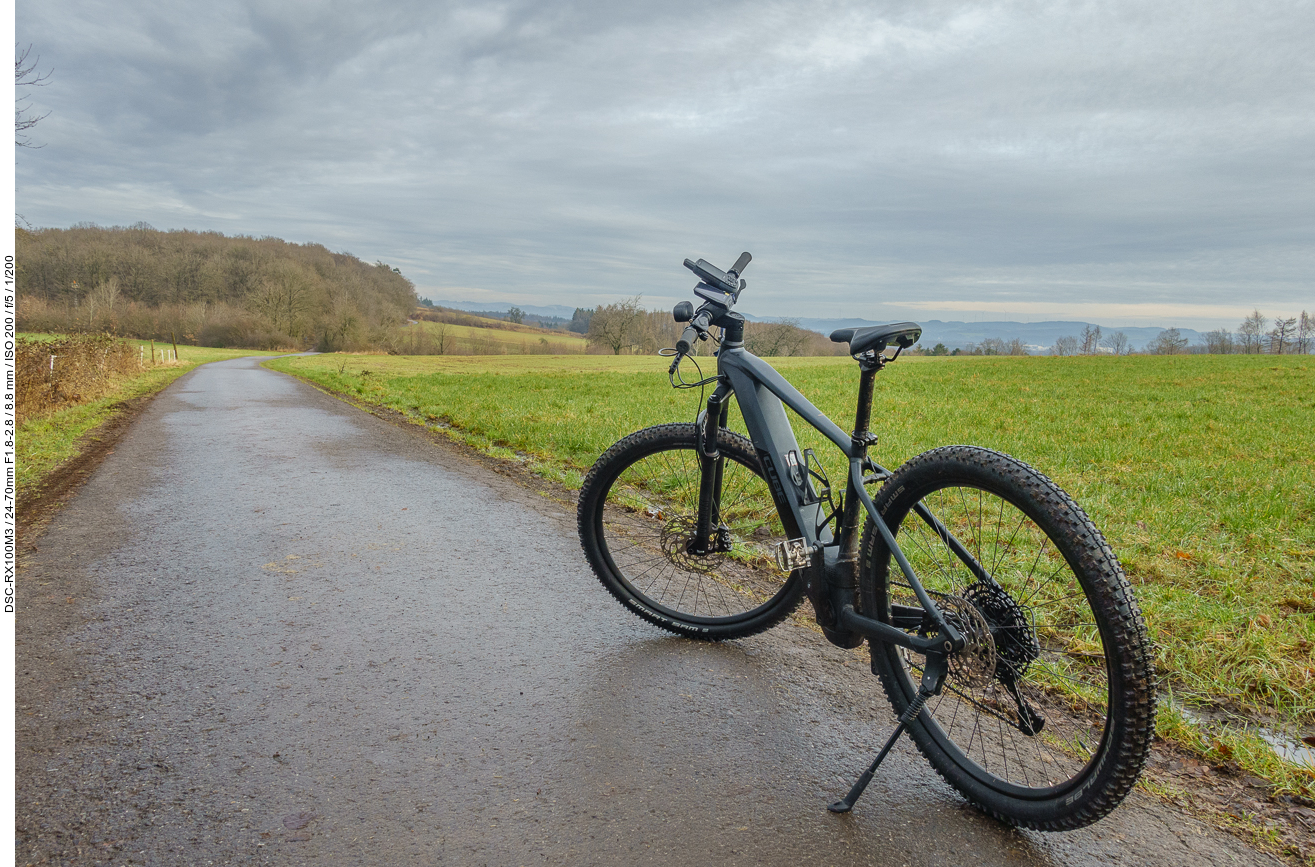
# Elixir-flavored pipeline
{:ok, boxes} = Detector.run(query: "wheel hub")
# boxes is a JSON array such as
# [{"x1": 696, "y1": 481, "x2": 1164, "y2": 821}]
[
  {"x1": 940, "y1": 595, "x2": 997, "y2": 688},
  {"x1": 660, "y1": 516, "x2": 731, "y2": 571}
]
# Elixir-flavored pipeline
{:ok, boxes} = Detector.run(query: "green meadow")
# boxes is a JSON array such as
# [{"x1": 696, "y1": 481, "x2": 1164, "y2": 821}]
[
  {"x1": 268, "y1": 351, "x2": 1315, "y2": 792},
  {"x1": 398, "y1": 318, "x2": 590, "y2": 354}
]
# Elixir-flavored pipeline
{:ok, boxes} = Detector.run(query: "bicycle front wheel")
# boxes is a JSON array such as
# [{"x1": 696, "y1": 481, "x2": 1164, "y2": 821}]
[
  {"x1": 860, "y1": 446, "x2": 1155, "y2": 830},
  {"x1": 577, "y1": 423, "x2": 805, "y2": 640}
]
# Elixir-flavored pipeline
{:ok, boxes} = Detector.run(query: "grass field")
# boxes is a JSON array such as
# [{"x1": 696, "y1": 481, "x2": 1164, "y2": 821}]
[
  {"x1": 18, "y1": 339, "x2": 271, "y2": 502},
  {"x1": 396, "y1": 318, "x2": 589, "y2": 354},
  {"x1": 267, "y1": 351, "x2": 1315, "y2": 793}
]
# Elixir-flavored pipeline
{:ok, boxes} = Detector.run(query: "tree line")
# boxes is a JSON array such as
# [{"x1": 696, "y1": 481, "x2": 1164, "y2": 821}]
[
  {"x1": 1050, "y1": 325, "x2": 1134, "y2": 356},
  {"x1": 1050, "y1": 311, "x2": 1312, "y2": 356},
  {"x1": 16, "y1": 223, "x2": 418, "y2": 350},
  {"x1": 1195, "y1": 310, "x2": 1313, "y2": 355},
  {"x1": 580, "y1": 297, "x2": 843, "y2": 357}
]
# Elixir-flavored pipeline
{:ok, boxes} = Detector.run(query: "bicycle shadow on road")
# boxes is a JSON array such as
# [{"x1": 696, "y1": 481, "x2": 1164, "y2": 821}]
[{"x1": 553, "y1": 631, "x2": 1058, "y2": 867}]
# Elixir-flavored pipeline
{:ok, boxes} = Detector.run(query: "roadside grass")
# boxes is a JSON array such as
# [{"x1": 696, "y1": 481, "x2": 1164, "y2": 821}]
[
  {"x1": 18, "y1": 338, "x2": 271, "y2": 502},
  {"x1": 267, "y1": 351, "x2": 1315, "y2": 796}
]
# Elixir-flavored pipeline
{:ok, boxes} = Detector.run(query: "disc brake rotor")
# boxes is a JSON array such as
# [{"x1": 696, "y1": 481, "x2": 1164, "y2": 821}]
[
  {"x1": 660, "y1": 516, "x2": 731, "y2": 572},
  {"x1": 940, "y1": 595, "x2": 997, "y2": 688}
]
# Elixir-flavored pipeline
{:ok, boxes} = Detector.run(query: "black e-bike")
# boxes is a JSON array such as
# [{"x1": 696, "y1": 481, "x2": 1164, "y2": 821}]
[{"x1": 576, "y1": 253, "x2": 1155, "y2": 829}]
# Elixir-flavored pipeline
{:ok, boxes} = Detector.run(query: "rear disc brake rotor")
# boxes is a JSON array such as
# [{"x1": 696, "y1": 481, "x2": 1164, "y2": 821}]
[{"x1": 940, "y1": 595, "x2": 997, "y2": 688}]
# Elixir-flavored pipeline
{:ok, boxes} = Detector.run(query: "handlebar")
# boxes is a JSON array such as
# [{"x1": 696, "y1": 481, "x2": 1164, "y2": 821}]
[{"x1": 676, "y1": 309, "x2": 715, "y2": 355}]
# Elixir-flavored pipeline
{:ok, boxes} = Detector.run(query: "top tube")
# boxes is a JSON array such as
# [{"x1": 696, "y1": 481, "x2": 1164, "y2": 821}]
[{"x1": 716, "y1": 345, "x2": 855, "y2": 456}]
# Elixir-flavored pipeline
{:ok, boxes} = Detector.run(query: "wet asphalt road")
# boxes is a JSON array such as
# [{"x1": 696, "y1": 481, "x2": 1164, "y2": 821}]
[{"x1": 16, "y1": 357, "x2": 1280, "y2": 866}]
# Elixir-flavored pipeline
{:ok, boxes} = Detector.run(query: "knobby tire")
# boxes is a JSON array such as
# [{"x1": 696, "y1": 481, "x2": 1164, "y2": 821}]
[
  {"x1": 577, "y1": 423, "x2": 805, "y2": 640},
  {"x1": 860, "y1": 445, "x2": 1155, "y2": 830}
]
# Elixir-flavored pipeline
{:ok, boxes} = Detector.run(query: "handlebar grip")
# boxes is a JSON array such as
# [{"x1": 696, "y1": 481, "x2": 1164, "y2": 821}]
[
  {"x1": 676, "y1": 310, "x2": 714, "y2": 355},
  {"x1": 730, "y1": 252, "x2": 751, "y2": 275}
]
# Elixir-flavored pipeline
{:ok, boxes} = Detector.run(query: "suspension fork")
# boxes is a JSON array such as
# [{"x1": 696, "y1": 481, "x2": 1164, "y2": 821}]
[{"x1": 692, "y1": 381, "x2": 733, "y2": 555}]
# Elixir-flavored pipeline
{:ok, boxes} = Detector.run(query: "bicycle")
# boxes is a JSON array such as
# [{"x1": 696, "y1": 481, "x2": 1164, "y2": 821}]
[{"x1": 576, "y1": 252, "x2": 1156, "y2": 830}]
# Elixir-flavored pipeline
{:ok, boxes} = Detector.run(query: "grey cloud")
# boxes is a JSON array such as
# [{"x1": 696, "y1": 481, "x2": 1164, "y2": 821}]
[{"x1": 16, "y1": 0, "x2": 1315, "y2": 326}]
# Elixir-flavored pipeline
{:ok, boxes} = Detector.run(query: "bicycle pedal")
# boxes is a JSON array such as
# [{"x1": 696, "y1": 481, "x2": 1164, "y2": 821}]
[{"x1": 774, "y1": 538, "x2": 814, "y2": 571}]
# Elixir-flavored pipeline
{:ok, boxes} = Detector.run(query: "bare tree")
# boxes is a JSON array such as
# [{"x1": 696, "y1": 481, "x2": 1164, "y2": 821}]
[
  {"x1": 1106, "y1": 331, "x2": 1131, "y2": 356},
  {"x1": 87, "y1": 277, "x2": 121, "y2": 323},
  {"x1": 1147, "y1": 327, "x2": 1189, "y2": 355},
  {"x1": 1202, "y1": 328, "x2": 1233, "y2": 354},
  {"x1": 744, "y1": 319, "x2": 812, "y2": 357},
  {"x1": 1080, "y1": 324, "x2": 1102, "y2": 355},
  {"x1": 253, "y1": 260, "x2": 317, "y2": 337},
  {"x1": 1269, "y1": 317, "x2": 1297, "y2": 355},
  {"x1": 1238, "y1": 310, "x2": 1267, "y2": 354},
  {"x1": 1051, "y1": 335, "x2": 1079, "y2": 356},
  {"x1": 1299, "y1": 311, "x2": 1313, "y2": 355},
  {"x1": 15, "y1": 44, "x2": 52, "y2": 148},
  {"x1": 587, "y1": 296, "x2": 644, "y2": 354}
]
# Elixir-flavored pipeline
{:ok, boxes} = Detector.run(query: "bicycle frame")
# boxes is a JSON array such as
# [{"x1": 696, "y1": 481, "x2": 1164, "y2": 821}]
[
  {"x1": 697, "y1": 336, "x2": 966, "y2": 656},
  {"x1": 583, "y1": 255, "x2": 1156, "y2": 821}
]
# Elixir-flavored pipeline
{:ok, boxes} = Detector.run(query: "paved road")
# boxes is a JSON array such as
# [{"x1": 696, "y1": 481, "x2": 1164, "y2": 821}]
[{"x1": 17, "y1": 357, "x2": 1279, "y2": 866}]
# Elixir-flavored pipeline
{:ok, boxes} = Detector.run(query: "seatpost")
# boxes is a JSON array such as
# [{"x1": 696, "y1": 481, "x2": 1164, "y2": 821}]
[
  {"x1": 837, "y1": 365, "x2": 880, "y2": 559},
  {"x1": 852, "y1": 365, "x2": 878, "y2": 442}
]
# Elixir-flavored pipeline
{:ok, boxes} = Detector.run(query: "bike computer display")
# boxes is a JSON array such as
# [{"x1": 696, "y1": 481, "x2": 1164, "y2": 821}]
[{"x1": 683, "y1": 258, "x2": 738, "y2": 294}]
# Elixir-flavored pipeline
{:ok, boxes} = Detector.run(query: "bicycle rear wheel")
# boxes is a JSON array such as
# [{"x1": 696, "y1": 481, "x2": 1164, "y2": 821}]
[
  {"x1": 860, "y1": 445, "x2": 1155, "y2": 830},
  {"x1": 577, "y1": 423, "x2": 805, "y2": 640}
]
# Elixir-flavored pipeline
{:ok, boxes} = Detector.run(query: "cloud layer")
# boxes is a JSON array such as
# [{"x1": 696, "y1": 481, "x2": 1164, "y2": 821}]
[{"x1": 16, "y1": 0, "x2": 1315, "y2": 327}]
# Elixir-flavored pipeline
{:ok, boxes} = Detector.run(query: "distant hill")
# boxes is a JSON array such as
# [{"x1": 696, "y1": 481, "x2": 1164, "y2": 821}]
[
  {"x1": 431, "y1": 298, "x2": 1203, "y2": 353},
  {"x1": 432, "y1": 300, "x2": 579, "y2": 321},
  {"x1": 746, "y1": 316, "x2": 1203, "y2": 353},
  {"x1": 18, "y1": 223, "x2": 417, "y2": 351}
]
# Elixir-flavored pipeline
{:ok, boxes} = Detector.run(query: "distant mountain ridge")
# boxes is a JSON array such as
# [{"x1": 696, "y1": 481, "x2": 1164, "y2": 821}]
[
  {"x1": 746, "y1": 316, "x2": 1201, "y2": 352},
  {"x1": 434, "y1": 300, "x2": 579, "y2": 320},
  {"x1": 431, "y1": 299, "x2": 1201, "y2": 352}
]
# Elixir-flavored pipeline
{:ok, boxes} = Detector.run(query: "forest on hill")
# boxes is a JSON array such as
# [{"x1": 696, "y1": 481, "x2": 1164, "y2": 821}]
[{"x1": 16, "y1": 223, "x2": 418, "y2": 350}]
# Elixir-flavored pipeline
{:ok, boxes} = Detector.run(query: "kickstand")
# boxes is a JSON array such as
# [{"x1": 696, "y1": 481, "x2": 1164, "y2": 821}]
[{"x1": 829, "y1": 654, "x2": 948, "y2": 814}]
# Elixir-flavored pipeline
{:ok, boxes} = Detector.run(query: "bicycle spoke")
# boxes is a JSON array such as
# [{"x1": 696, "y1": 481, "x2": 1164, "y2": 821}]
[
  {"x1": 875, "y1": 476, "x2": 1116, "y2": 793},
  {"x1": 595, "y1": 437, "x2": 791, "y2": 622}
]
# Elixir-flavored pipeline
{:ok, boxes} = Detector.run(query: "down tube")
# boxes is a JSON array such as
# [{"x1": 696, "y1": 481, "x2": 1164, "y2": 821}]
[{"x1": 718, "y1": 357, "x2": 832, "y2": 548}]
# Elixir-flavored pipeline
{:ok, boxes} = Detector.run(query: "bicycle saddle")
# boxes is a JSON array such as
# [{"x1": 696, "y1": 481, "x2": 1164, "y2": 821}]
[{"x1": 830, "y1": 322, "x2": 922, "y2": 356}]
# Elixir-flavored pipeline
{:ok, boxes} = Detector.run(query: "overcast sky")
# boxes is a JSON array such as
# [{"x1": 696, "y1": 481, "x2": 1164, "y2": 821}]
[{"x1": 15, "y1": 0, "x2": 1315, "y2": 328}]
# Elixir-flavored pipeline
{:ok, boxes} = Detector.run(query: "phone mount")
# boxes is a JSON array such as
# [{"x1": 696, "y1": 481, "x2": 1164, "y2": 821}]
[{"x1": 684, "y1": 255, "x2": 749, "y2": 303}]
